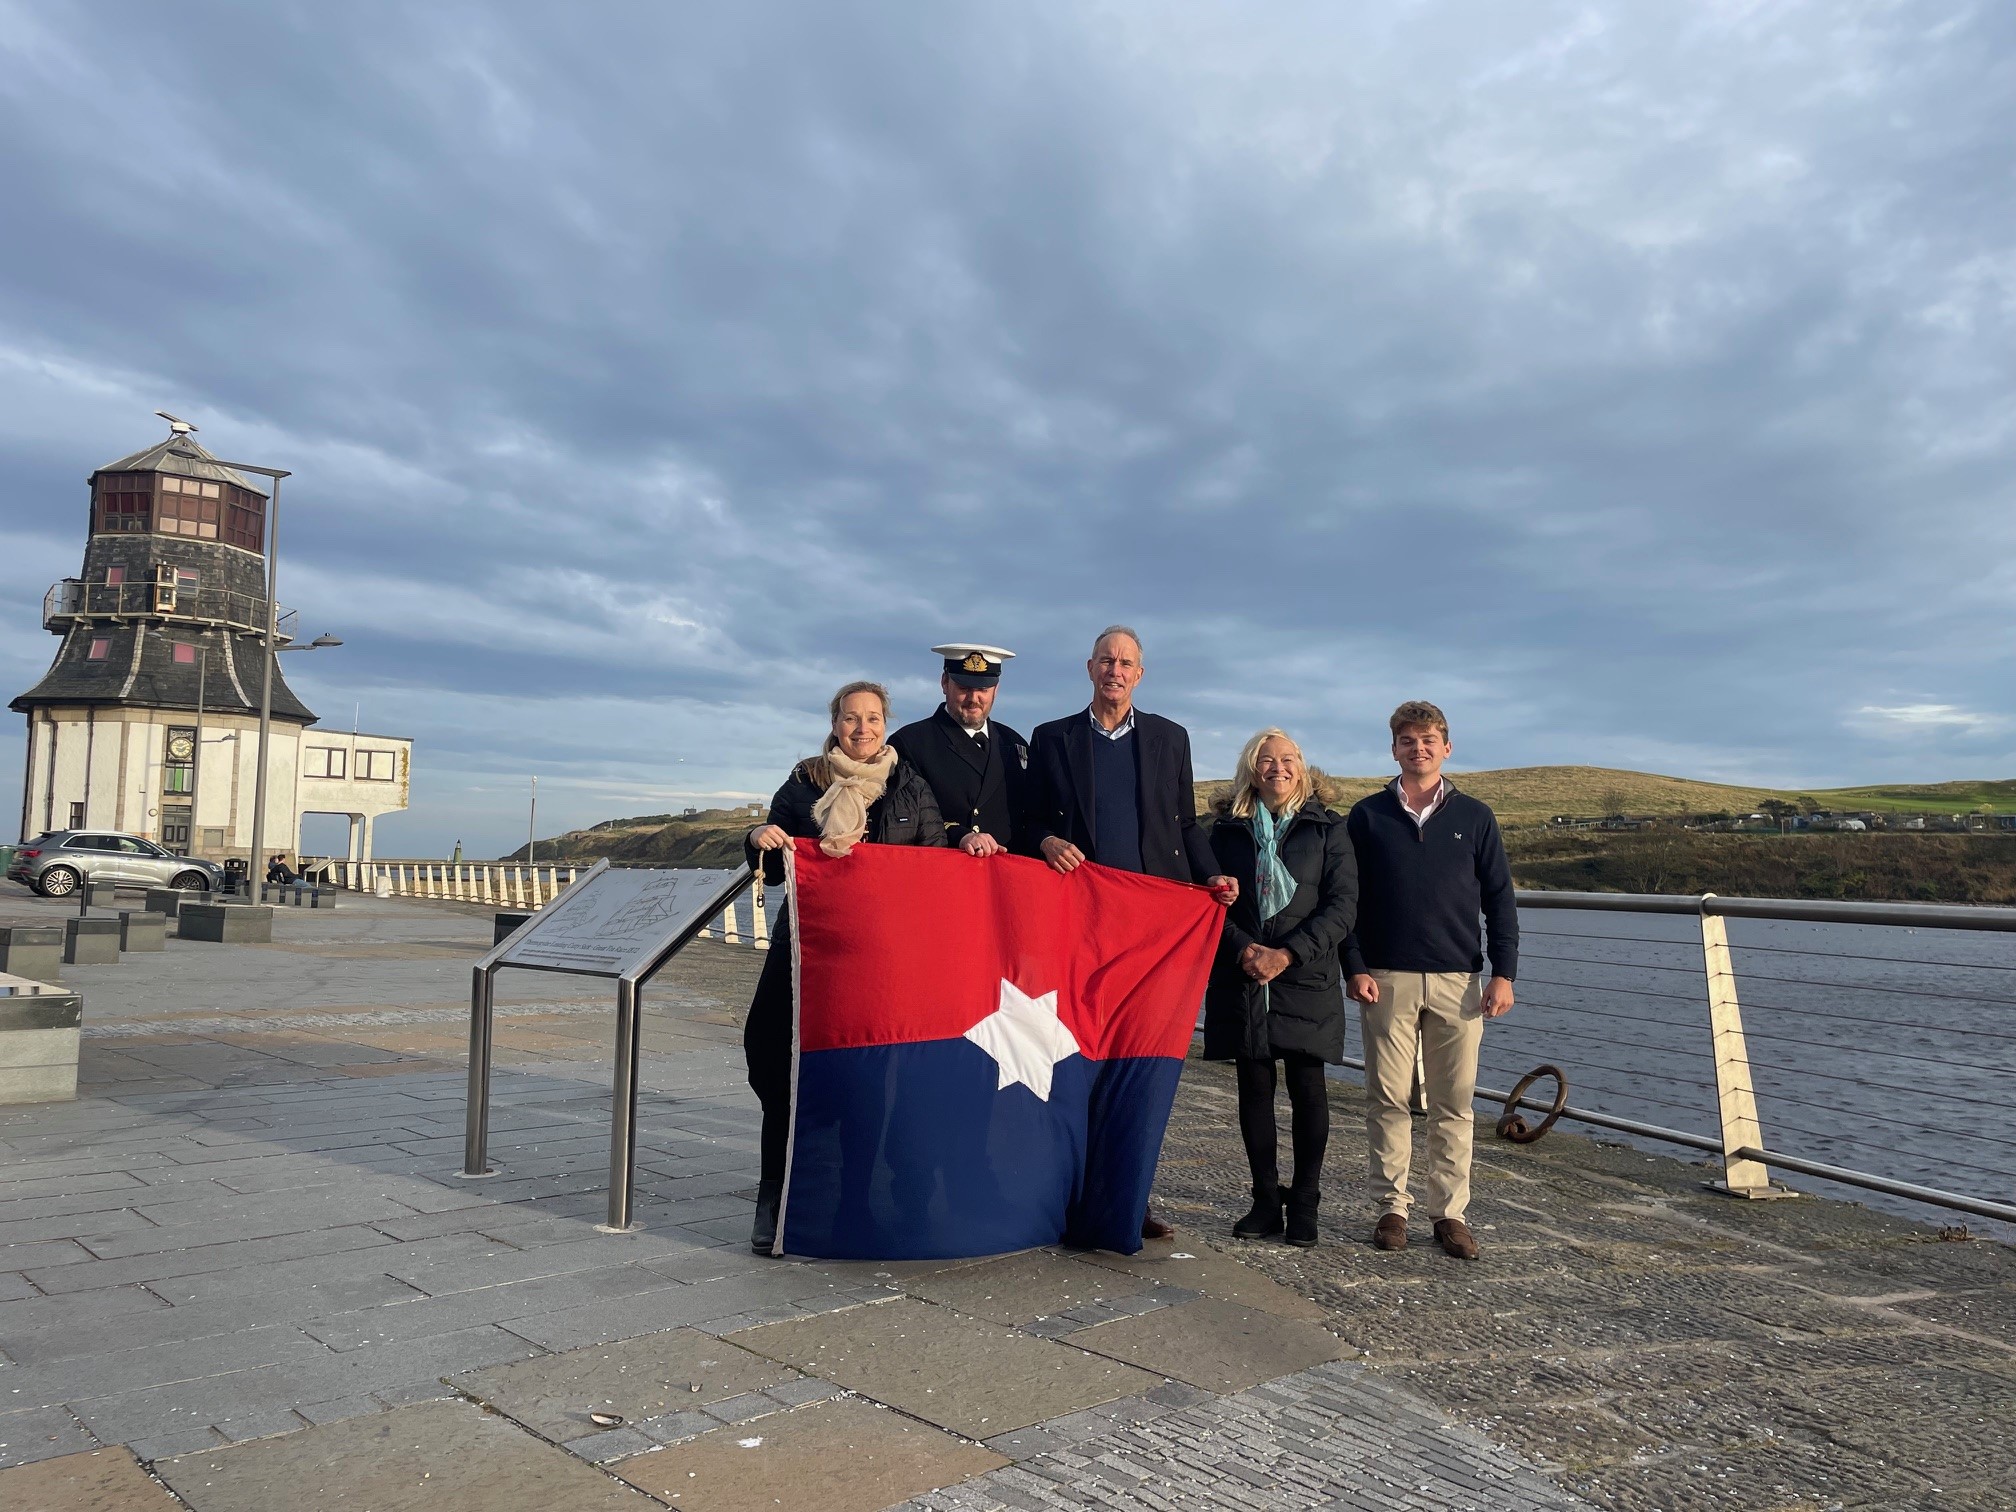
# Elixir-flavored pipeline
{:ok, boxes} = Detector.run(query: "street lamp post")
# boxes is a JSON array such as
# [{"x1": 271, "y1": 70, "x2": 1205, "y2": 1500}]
[
  {"x1": 178, "y1": 452, "x2": 346, "y2": 897},
  {"x1": 193, "y1": 458, "x2": 290, "y2": 898}
]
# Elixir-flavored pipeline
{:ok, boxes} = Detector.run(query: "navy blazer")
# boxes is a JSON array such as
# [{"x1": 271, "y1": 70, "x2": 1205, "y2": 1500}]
[{"x1": 1025, "y1": 708, "x2": 1218, "y2": 885}]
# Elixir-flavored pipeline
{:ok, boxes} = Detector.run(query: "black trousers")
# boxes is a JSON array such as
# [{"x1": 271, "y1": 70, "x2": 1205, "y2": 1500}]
[
  {"x1": 1235, "y1": 1052, "x2": 1330, "y2": 1196},
  {"x1": 744, "y1": 932, "x2": 794, "y2": 1188}
]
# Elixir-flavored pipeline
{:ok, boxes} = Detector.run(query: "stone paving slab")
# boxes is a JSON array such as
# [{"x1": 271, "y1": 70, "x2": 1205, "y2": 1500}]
[
  {"x1": 450, "y1": 1326, "x2": 796, "y2": 1441},
  {"x1": 903, "y1": 1248, "x2": 1170, "y2": 1327},
  {"x1": 0, "y1": 1446, "x2": 180, "y2": 1510},
  {"x1": 728, "y1": 1296, "x2": 1162, "y2": 1438},
  {"x1": 153, "y1": 1398, "x2": 653, "y2": 1511},
  {"x1": 614, "y1": 1394, "x2": 1006, "y2": 1512},
  {"x1": 1074, "y1": 1237, "x2": 1329, "y2": 1322},
  {"x1": 1069, "y1": 1295, "x2": 1346, "y2": 1393}
]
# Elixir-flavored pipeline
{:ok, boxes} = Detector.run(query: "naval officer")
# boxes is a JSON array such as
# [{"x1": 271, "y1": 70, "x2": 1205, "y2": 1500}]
[{"x1": 889, "y1": 643, "x2": 1031, "y2": 856}]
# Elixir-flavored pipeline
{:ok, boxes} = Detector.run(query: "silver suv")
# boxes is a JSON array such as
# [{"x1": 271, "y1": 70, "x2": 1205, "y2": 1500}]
[{"x1": 8, "y1": 831, "x2": 222, "y2": 897}]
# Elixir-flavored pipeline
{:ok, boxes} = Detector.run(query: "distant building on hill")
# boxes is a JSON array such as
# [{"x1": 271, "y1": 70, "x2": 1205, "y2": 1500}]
[{"x1": 10, "y1": 416, "x2": 411, "y2": 863}]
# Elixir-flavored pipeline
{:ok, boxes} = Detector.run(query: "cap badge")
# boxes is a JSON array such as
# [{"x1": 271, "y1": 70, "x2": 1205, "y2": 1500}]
[{"x1": 961, "y1": 652, "x2": 989, "y2": 673}]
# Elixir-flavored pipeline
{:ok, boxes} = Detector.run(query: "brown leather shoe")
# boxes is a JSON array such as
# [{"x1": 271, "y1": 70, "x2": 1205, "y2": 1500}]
[
  {"x1": 1432, "y1": 1218, "x2": 1479, "y2": 1260},
  {"x1": 1141, "y1": 1213, "x2": 1175, "y2": 1241},
  {"x1": 1372, "y1": 1213, "x2": 1407, "y2": 1251}
]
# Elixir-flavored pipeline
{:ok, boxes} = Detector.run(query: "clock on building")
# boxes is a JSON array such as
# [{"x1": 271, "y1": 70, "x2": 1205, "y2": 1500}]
[{"x1": 166, "y1": 732, "x2": 194, "y2": 761}]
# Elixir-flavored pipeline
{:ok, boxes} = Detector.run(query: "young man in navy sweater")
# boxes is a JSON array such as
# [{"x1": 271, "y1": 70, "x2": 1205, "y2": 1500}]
[{"x1": 1344, "y1": 701, "x2": 1517, "y2": 1260}]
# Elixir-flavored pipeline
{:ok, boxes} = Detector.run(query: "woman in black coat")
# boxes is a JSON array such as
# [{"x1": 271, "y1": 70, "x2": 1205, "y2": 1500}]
[
  {"x1": 743, "y1": 679, "x2": 946, "y2": 1253},
  {"x1": 1202, "y1": 728, "x2": 1358, "y2": 1247}
]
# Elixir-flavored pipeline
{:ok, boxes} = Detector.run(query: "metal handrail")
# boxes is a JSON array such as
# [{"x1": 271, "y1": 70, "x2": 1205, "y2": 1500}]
[
  {"x1": 42, "y1": 577, "x2": 297, "y2": 639},
  {"x1": 1498, "y1": 888, "x2": 2016, "y2": 1226},
  {"x1": 1519, "y1": 888, "x2": 2016, "y2": 932}
]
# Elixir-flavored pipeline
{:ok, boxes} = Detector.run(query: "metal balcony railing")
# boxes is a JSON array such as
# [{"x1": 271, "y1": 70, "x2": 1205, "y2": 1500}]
[{"x1": 43, "y1": 578, "x2": 296, "y2": 641}]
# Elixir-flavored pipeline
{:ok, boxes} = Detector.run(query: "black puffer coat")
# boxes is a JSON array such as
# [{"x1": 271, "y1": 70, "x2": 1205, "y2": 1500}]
[{"x1": 1201, "y1": 799, "x2": 1359, "y2": 1063}]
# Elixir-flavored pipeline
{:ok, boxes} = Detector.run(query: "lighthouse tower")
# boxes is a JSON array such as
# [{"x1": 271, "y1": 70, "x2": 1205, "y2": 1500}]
[{"x1": 11, "y1": 416, "x2": 410, "y2": 865}]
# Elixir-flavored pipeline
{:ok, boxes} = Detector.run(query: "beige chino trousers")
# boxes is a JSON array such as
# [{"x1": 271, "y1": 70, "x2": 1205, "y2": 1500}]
[{"x1": 1361, "y1": 970, "x2": 1485, "y2": 1223}]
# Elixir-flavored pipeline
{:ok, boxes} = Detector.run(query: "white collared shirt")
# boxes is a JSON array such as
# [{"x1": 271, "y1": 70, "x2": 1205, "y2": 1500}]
[
  {"x1": 1089, "y1": 706, "x2": 1136, "y2": 741},
  {"x1": 943, "y1": 705, "x2": 990, "y2": 741},
  {"x1": 1394, "y1": 775, "x2": 1450, "y2": 831}
]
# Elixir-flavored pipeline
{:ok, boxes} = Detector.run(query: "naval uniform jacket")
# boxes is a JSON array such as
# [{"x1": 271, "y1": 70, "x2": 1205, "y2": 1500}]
[
  {"x1": 1200, "y1": 800, "x2": 1359, "y2": 1063},
  {"x1": 1025, "y1": 708, "x2": 1218, "y2": 884},
  {"x1": 742, "y1": 756, "x2": 947, "y2": 1101},
  {"x1": 889, "y1": 706, "x2": 1031, "y2": 851}
]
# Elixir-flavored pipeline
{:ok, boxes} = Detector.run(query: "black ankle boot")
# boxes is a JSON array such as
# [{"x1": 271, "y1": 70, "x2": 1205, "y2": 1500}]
[
  {"x1": 750, "y1": 1180, "x2": 781, "y2": 1255},
  {"x1": 1232, "y1": 1183, "x2": 1285, "y2": 1239},
  {"x1": 1285, "y1": 1185, "x2": 1320, "y2": 1247}
]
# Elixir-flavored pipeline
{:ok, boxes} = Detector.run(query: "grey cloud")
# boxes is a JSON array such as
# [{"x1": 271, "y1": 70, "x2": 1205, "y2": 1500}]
[{"x1": 1, "y1": 1, "x2": 2011, "y2": 850}]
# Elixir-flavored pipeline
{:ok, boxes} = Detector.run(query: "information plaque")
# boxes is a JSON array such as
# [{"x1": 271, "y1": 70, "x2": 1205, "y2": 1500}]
[
  {"x1": 464, "y1": 857, "x2": 758, "y2": 1230},
  {"x1": 489, "y1": 864, "x2": 753, "y2": 977}
]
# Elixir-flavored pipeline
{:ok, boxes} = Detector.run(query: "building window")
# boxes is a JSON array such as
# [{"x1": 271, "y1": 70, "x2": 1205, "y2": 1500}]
[
  {"x1": 92, "y1": 472, "x2": 153, "y2": 534},
  {"x1": 87, "y1": 637, "x2": 110, "y2": 660},
  {"x1": 158, "y1": 476, "x2": 222, "y2": 540},
  {"x1": 105, "y1": 566, "x2": 125, "y2": 586},
  {"x1": 223, "y1": 484, "x2": 265, "y2": 552},
  {"x1": 68, "y1": 802, "x2": 85, "y2": 828},
  {"x1": 305, "y1": 747, "x2": 347, "y2": 779},
  {"x1": 357, "y1": 749, "x2": 399, "y2": 781},
  {"x1": 173, "y1": 642, "x2": 197, "y2": 664}
]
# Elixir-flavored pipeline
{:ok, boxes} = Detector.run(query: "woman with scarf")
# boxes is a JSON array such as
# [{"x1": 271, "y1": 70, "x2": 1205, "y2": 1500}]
[
  {"x1": 743, "y1": 680, "x2": 946, "y2": 1253},
  {"x1": 1202, "y1": 728, "x2": 1358, "y2": 1247}
]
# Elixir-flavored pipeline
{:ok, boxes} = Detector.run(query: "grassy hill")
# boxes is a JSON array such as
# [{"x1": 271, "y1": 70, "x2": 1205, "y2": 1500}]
[
  {"x1": 1200, "y1": 766, "x2": 2015, "y2": 826},
  {"x1": 1793, "y1": 779, "x2": 2016, "y2": 815},
  {"x1": 508, "y1": 767, "x2": 2014, "y2": 879}
]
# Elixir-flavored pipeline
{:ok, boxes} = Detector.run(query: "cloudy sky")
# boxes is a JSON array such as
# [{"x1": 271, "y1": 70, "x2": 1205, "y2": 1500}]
[{"x1": 2, "y1": 1, "x2": 2011, "y2": 857}]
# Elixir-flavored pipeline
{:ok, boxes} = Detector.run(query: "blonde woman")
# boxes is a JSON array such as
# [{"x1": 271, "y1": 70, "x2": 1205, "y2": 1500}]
[
  {"x1": 743, "y1": 681, "x2": 946, "y2": 1253},
  {"x1": 1202, "y1": 728, "x2": 1358, "y2": 1246}
]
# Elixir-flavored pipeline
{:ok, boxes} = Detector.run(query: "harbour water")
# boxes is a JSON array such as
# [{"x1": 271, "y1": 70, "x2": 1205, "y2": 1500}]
[{"x1": 1419, "y1": 907, "x2": 2016, "y2": 1238}]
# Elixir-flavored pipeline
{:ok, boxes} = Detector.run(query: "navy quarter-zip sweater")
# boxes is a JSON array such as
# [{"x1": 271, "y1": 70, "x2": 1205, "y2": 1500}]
[{"x1": 1341, "y1": 783, "x2": 1518, "y2": 980}]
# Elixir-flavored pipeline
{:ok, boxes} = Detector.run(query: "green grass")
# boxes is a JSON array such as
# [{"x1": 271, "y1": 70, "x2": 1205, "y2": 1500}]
[{"x1": 1795, "y1": 780, "x2": 2016, "y2": 815}]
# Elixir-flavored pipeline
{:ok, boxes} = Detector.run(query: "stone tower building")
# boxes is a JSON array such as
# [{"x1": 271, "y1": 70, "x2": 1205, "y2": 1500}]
[{"x1": 11, "y1": 417, "x2": 410, "y2": 864}]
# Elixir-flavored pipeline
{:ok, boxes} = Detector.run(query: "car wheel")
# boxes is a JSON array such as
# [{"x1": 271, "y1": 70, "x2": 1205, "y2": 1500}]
[
  {"x1": 170, "y1": 871, "x2": 211, "y2": 892},
  {"x1": 38, "y1": 865, "x2": 81, "y2": 898}
]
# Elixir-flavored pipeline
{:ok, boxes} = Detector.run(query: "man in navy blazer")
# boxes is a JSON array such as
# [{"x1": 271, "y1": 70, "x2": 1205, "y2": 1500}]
[
  {"x1": 1027, "y1": 624, "x2": 1237, "y2": 1241},
  {"x1": 1026, "y1": 626, "x2": 1234, "y2": 890}
]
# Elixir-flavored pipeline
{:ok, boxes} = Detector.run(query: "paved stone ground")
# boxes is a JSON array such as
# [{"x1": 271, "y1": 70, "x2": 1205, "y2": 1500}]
[{"x1": 0, "y1": 888, "x2": 2008, "y2": 1510}]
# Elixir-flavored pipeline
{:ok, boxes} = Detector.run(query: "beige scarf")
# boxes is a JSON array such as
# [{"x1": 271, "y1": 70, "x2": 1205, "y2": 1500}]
[{"x1": 811, "y1": 745, "x2": 898, "y2": 856}]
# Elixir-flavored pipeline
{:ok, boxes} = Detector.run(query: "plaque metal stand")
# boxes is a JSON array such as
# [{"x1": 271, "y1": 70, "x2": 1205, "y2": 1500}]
[{"x1": 462, "y1": 857, "x2": 756, "y2": 1231}]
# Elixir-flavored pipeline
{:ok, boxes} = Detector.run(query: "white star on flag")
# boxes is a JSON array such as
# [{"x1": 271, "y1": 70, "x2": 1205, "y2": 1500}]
[{"x1": 964, "y1": 979, "x2": 1081, "y2": 1102}]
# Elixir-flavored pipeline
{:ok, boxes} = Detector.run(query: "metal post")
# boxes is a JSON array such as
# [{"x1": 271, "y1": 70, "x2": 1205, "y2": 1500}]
[
  {"x1": 1410, "y1": 1038, "x2": 1429, "y2": 1115},
  {"x1": 247, "y1": 476, "x2": 280, "y2": 902},
  {"x1": 1699, "y1": 896, "x2": 1782, "y2": 1197},
  {"x1": 463, "y1": 966, "x2": 498, "y2": 1176},
  {"x1": 603, "y1": 976, "x2": 643, "y2": 1231}
]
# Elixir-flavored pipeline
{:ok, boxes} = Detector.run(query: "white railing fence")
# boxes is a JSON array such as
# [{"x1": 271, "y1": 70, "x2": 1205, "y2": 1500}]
[{"x1": 311, "y1": 858, "x2": 769, "y2": 949}]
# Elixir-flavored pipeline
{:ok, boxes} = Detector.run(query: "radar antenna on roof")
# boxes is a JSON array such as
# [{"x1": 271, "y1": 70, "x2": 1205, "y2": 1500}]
[{"x1": 154, "y1": 410, "x2": 197, "y2": 435}]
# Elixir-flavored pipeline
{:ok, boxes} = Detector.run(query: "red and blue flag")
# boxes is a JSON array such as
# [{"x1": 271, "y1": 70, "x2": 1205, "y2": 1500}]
[{"x1": 777, "y1": 840, "x2": 1221, "y2": 1259}]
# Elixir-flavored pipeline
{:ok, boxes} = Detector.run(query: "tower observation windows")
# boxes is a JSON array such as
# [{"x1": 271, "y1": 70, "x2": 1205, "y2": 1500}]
[
  {"x1": 159, "y1": 475, "x2": 222, "y2": 539},
  {"x1": 222, "y1": 484, "x2": 264, "y2": 550},
  {"x1": 92, "y1": 472, "x2": 153, "y2": 533}
]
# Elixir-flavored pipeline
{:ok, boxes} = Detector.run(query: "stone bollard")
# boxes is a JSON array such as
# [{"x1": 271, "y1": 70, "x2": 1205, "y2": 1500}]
[
  {"x1": 80, "y1": 881, "x2": 119, "y2": 911},
  {"x1": 145, "y1": 887, "x2": 205, "y2": 918},
  {"x1": 177, "y1": 903, "x2": 274, "y2": 944},
  {"x1": 118, "y1": 910, "x2": 167, "y2": 952},
  {"x1": 493, "y1": 910, "x2": 534, "y2": 945},
  {"x1": 0, "y1": 925, "x2": 63, "y2": 984},
  {"x1": 0, "y1": 972, "x2": 83, "y2": 1104},
  {"x1": 63, "y1": 917, "x2": 121, "y2": 965}
]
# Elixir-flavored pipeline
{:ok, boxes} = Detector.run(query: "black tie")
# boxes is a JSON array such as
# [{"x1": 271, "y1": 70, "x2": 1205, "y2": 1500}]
[{"x1": 972, "y1": 731, "x2": 988, "y2": 756}]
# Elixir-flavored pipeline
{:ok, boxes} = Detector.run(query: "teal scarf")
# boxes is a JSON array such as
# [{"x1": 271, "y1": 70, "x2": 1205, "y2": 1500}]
[{"x1": 1251, "y1": 802, "x2": 1297, "y2": 922}]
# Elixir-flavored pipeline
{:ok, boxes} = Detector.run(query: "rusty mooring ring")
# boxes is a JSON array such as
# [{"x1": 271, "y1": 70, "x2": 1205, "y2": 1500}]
[{"x1": 1497, "y1": 1064, "x2": 1568, "y2": 1144}]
